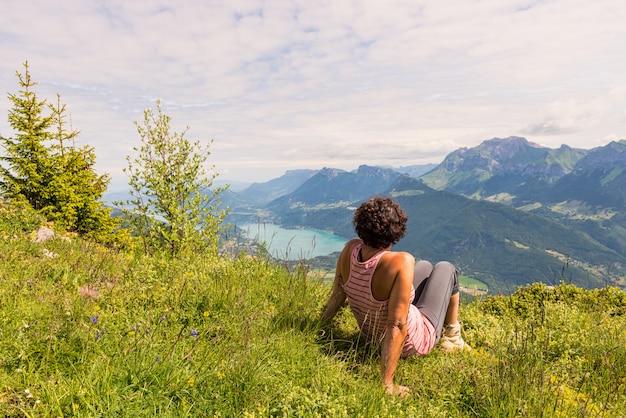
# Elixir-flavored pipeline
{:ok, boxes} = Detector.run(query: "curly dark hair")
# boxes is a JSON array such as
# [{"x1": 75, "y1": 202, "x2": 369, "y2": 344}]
[{"x1": 352, "y1": 197, "x2": 407, "y2": 249}]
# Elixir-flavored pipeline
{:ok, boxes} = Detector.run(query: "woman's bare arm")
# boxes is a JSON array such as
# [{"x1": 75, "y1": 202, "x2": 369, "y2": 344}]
[
  {"x1": 320, "y1": 271, "x2": 347, "y2": 325},
  {"x1": 380, "y1": 252, "x2": 414, "y2": 395},
  {"x1": 320, "y1": 242, "x2": 355, "y2": 325}
]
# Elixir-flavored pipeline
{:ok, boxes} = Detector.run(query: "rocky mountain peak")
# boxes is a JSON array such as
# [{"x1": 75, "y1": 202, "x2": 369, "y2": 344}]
[
  {"x1": 574, "y1": 140, "x2": 626, "y2": 170},
  {"x1": 317, "y1": 167, "x2": 344, "y2": 179}
]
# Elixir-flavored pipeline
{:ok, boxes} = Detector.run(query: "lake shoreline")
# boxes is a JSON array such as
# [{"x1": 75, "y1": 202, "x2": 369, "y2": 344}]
[{"x1": 235, "y1": 222, "x2": 348, "y2": 261}]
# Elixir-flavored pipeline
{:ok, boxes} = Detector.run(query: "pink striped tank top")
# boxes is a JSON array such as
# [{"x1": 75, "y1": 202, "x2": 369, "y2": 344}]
[{"x1": 341, "y1": 243, "x2": 436, "y2": 356}]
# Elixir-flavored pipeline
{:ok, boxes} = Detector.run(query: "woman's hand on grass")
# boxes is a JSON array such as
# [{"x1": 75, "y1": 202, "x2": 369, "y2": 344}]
[{"x1": 384, "y1": 382, "x2": 411, "y2": 397}]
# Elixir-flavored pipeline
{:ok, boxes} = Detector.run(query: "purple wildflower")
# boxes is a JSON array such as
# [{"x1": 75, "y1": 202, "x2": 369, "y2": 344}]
[
  {"x1": 191, "y1": 329, "x2": 199, "y2": 338},
  {"x1": 95, "y1": 332, "x2": 101, "y2": 339},
  {"x1": 90, "y1": 316, "x2": 99, "y2": 324}
]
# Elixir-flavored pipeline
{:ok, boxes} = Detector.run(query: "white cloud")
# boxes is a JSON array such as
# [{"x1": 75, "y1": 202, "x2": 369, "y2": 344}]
[{"x1": 1, "y1": 0, "x2": 625, "y2": 185}]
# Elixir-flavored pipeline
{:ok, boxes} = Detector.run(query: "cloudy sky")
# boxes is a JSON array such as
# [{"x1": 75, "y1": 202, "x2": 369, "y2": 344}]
[{"x1": 1, "y1": 0, "x2": 625, "y2": 190}]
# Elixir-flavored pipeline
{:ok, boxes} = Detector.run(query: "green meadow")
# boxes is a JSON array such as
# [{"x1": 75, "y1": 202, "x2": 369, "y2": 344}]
[{"x1": 1, "y1": 204, "x2": 625, "y2": 417}]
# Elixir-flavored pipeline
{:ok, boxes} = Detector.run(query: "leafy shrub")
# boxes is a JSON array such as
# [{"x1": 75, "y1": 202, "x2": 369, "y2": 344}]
[
  {"x1": 0, "y1": 200, "x2": 45, "y2": 236},
  {"x1": 479, "y1": 282, "x2": 626, "y2": 318},
  {"x1": 119, "y1": 100, "x2": 228, "y2": 256}
]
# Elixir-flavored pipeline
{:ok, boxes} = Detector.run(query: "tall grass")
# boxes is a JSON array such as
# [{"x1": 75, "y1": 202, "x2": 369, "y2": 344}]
[{"x1": 1, "y1": 205, "x2": 625, "y2": 416}]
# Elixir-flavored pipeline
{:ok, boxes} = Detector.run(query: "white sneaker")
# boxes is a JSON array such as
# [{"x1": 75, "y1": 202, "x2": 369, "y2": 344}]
[{"x1": 439, "y1": 322, "x2": 471, "y2": 352}]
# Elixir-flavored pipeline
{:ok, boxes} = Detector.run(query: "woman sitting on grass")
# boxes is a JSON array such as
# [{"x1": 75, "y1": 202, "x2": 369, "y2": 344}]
[{"x1": 321, "y1": 197, "x2": 470, "y2": 396}]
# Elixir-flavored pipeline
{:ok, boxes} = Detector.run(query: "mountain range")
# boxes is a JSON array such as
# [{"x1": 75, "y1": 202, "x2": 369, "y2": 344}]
[
  {"x1": 419, "y1": 136, "x2": 626, "y2": 208},
  {"x1": 221, "y1": 137, "x2": 626, "y2": 294}
]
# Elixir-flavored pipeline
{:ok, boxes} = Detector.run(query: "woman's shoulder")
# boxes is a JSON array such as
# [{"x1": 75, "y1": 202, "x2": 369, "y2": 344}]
[
  {"x1": 380, "y1": 250, "x2": 415, "y2": 269},
  {"x1": 385, "y1": 249, "x2": 414, "y2": 260}
]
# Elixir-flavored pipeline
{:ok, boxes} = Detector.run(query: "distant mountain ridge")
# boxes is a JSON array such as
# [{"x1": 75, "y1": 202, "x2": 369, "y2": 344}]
[
  {"x1": 547, "y1": 140, "x2": 626, "y2": 208},
  {"x1": 420, "y1": 136, "x2": 588, "y2": 202},
  {"x1": 420, "y1": 136, "x2": 626, "y2": 209},
  {"x1": 269, "y1": 165, "x2": 402, "y2": 206},
  {"x1": 239, "y1": 169, "x2": 319, "y2": 205}
]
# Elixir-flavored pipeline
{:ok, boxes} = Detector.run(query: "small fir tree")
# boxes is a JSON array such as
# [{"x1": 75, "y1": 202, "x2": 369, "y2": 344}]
[
  {"x1": 46, "y1": 95, "x2": 118, "y2": 237},
  {"x1": 0, "y1": 61, "x2": 55, "y2": 209},
  {"x1": 121, "y1": 100, "x2": 228, "y2": 255}
]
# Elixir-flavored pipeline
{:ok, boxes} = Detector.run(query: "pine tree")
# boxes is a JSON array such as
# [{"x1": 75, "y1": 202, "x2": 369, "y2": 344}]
[
  {"x1": 121, "y1": 100, "x2": 228, "y2": 255},
  {"x1": 0, "y1": 61, "x2": 55, "y2": 210}
]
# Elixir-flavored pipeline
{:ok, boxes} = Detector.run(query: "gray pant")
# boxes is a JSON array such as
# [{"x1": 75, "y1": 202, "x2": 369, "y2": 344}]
[{"x1": 411, "y1": 260, "x2": 459, "y2": 341}]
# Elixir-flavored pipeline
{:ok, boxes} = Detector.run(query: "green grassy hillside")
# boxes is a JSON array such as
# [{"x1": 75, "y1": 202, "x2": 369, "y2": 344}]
[{"x1": 1, "y1": 204, "x2": 626, "y2": 416}]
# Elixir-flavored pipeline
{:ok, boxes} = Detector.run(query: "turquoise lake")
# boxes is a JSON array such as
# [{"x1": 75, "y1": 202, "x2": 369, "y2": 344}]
[{"x1": 236, "y1": 223, "x2": 348, "y2": 260}]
